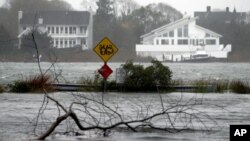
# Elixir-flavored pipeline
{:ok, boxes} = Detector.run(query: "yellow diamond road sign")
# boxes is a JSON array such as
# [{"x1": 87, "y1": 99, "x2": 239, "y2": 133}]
[{"x1": 93, "y1": 37, "x2": 118, "y2": 62}]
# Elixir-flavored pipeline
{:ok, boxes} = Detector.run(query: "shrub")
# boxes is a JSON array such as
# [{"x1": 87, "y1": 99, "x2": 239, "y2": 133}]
[
  {"x1": 230, "y1": 80, "x2": 250, "y2": 94},
  {"x1": 10, "y1": 81, "x2": 31, "y2": 93},
  {"x1": 0, "y1": 85, "x2": 4, "y2": 93},
  {"x1": 10, "y1": 74, "x2": 54, "y2": 93},
  {"x1": 122, "y1": 60, "x2": 172, "y2": 92},
  {"x1": 27, "y1": 74, "x2": 54, "y2": 93}
]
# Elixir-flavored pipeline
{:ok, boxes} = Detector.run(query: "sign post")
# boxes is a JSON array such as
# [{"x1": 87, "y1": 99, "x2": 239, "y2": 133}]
[{"x1": 94, "y1": 37, "x2": 119, "y2": 93}]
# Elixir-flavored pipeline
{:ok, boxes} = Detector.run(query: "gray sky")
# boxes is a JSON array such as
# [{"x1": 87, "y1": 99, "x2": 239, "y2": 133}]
[{"x1": 0, "y1": 0, "x2": 249, "y2": 14}]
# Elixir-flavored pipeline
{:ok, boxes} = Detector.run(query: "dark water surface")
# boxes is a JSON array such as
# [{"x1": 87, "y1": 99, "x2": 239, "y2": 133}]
[{"x1": 0, "y1": 92, "x2": 249, "y2": 141}]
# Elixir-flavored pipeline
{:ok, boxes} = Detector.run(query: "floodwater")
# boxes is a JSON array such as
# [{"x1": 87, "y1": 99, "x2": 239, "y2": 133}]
[
  {"x1": 0, "y1": 92, "x2": 250, "y2": 141},
  {"x1": 0, "y1": 62, "x2": 250, "y2": 84},
  {"x1": 0, "y1": 62, "x2": 250, "y2": 140}
]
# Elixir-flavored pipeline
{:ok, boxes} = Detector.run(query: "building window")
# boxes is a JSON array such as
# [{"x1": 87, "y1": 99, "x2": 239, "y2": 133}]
[
  {"x1": 51, "y1": 27, "x2": 54, "y2": 34},
  {"x1": 172, "y1": 39, "x2": 174, "y2": 45},
  {"x1": 65, "y1": 40, "x2": 68, "y2": 47},
  {"x1": 178, "y1": 27, "x2": 182, "y2": 37},
  {"x1": 65, "y1": 27, "x2": 68, "y2": 34},
  {"x1": 156, "y1": 39, "x2": 159, "y2": 45},
  {"x1": 60, "y1": 40, "x2": 63, "y2": 46},
  {"x1": 73, "y1": 27, "x2": 76, "y2": 34},
  {"x1": 80, "y1": 26, "x2": 85, "y2": 34},
  {"x1": 69, "y1": 27, "x2": 73, "y2": 34},
  {"x1": 55, "y1": 39, "x2": 58, "y2": 47},
  {"x1": 206, "y1": 39, "x2": 216, "y2": 45},
  {"x1": 60, "y1": 27, "x2": 64, "y2": 34},
  {"x1": 169, "y1": 30, "x2": 174, "y2": 37},
  {"x1": 69, "y1": 40, "x2": 72, "y2": 47},
  {"x1": 178, "y1": 39, "x2": 188, "y2": 45},
  {"x1": 163, "y1": 33, "x2": 168, "y2": 37},
  {"x1": 47, "y1": 27, "x2": 50, "y2": 33},
  {"x1": 184, "y1": 25, "x2": 188, "y2": 37},
  {"x1": 56, "y1": 27, "x2": 59, "y2": 34},
  {"x1": 161, "y1": 39, "x2": 169, "y2": 45},
  {"x1": 205, "y1": 33, "x2": 211, "y2": 37}
]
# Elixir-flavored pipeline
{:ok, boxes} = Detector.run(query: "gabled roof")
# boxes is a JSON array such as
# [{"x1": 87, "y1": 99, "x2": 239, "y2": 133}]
[
  {"x1": 141, "y1": 16, "x2": 222, "y2": 38},
  {"x1": 20, "y1": 11, "x2": 90, "y2": 25}
]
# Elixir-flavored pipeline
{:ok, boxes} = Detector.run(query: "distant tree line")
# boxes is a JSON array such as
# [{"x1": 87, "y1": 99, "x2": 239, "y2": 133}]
[{"x1": 196, "y1": 16, "x2": 250, "y2": 61}]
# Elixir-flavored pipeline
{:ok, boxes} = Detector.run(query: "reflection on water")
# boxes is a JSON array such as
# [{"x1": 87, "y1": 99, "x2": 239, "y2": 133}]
[{"x1": 0, "y1": 92, "x2": 250, "y2": 141}]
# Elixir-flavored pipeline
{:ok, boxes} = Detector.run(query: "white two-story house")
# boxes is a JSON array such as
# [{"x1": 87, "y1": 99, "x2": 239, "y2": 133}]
[
  {"x1": 18, "y1": 10, "x2": 93, "y2": 50},
  {"x1": 136, "y1": 16, "x2": 232, "y2": 61}
]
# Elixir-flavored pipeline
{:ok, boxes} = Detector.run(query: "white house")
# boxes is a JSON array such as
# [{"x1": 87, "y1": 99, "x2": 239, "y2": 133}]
[
  {"x1": 18, "y1": 10, "x2": 93, "y2": 50},
  {"x1": 136, "y1": 16, "x2": 232, "y2": 61}
]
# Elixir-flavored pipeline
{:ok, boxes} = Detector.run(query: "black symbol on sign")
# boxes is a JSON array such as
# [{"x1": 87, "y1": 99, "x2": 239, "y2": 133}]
[{"x1": 99, "y1": 45, "x2": 114, "y2": 55}]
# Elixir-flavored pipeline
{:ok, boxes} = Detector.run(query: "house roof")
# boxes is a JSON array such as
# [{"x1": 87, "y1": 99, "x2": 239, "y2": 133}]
[
  {"x1": 141, "y1": 16, "x2": 222, "y2": 39},
  {"x1": 194, "y1": 11, "x2": 246, "y2": 23},
  {"x1": 20, "y1": 11, "x2": 90, "y2": 25}
]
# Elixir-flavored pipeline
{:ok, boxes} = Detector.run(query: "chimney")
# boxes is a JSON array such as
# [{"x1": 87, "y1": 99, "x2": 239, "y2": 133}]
[
  {"x1": 207, "y1": 6, "x2": 211, "y2": 12},
  {"x1": 18, "y1": 10, "x2": 23, "y2": 20},
  {"x1": 226, "y1": 7, "x2": 229, "y2": 12}
]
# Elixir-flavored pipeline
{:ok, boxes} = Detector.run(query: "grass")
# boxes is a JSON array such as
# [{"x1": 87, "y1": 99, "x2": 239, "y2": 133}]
[
  {"x1": 0, "y1": 85, "x2": 4, "y2": 93},
  {"x1": 230, "y1": 80, "x2": 250, "y2": 94},
  {"x1": 10, "y1": 74, "x2": 54, "y2": 93}
]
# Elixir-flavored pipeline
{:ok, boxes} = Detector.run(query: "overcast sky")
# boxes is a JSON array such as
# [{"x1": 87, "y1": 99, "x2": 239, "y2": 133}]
[{"x1": 0, "y1": 0, "x2": 249, "y2": 14}]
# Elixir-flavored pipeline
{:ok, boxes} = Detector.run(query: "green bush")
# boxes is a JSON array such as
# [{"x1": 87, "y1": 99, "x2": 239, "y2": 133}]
[{"x1": 122, "y1": 60, "x2": 172, "y2": 92}]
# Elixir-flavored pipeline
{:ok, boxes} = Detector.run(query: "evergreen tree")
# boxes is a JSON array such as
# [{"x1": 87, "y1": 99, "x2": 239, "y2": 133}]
[
  {"x1": 94, "y1": 0, "x2": 115, "y2": 43},
  {"x1": 0, "y1": 25, "x2": 13, "y2": 54}
]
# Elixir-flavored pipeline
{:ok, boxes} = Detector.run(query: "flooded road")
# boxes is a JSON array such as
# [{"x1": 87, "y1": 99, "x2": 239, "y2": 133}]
[{"x1": 0, "y1": 92, "x2": 250, "y2": 141}]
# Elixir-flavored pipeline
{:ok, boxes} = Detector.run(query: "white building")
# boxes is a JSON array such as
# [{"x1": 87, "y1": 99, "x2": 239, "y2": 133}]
[
  {"x1": 136, "y1": 16, "x2": 232, "y2": 61},
  {"x1": 18, "y1": 10, "x2": 93, "y2": 50}
]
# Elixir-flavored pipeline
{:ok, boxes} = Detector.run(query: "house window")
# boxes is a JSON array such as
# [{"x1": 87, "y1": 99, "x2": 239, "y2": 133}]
[
  {"x1": 81, "y1": 39, "x2": 86, "y2": 45},
  {"x1": 172, "y1": 39, "x2": 174, "y2": 45},
  {"x1": 69, "y1": 40, "x2": 72, "y2": 47},
  {"x1": 184, "y1": 25, "x2": 188, "y2": 37},
  {"x1": 178, "y1": 27, "x2": 182, "y2": 37},
  {"x1": 60, "y1": 27, "x2": 64, "y2": 34},
  {"x1": 51, "y1": 27, "x2": 54, "y2": 34},
  {"x1": 73, "y1": 27, "x2": 76, "y2": 34},
  {"x1": 69, "y1": 27, "x2": 73, "y2": 34},
  {"x1": 65, "y1": 27, "x2": 68, "y2": 34},
  {"x1": 56, "y1": 27, "x2": 59, "y2": 34},
  {"x1": 161, "y1": 39, "x2": 169, "y2": 45},
  {"x1": 60, "y1": 40, "x2": 63, "y2": 47},
  {"x1": 65, "y1": 40, "x2": 68, "y2": 47},
  {"x1": 156, "y1": 39, "x2": 159, "y2": 45},
  {"x1": 169, "y1": 30, "x2": 174, "y2": 37},
  {"x1": 206, "y1": 39, "x2": 216, "y2": 45},
  {"x1": 178, "y1": 39, "x2": 188, "y2": 45},
  {"x1": 55, "y1": 39, "x2": 58, "y2": 47},
  {"x1": 80, "y1": 26, "x2": 85, "y2": 34},
  {"x1": 205, "y1": 33, "x2": 211, "y2": 37},
  {"x1": 47, "y1": 27, "x2": 50, "y2": 33},
  {"x1": 163, "y1": 33, "x2": 168, "y2": 37}
]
